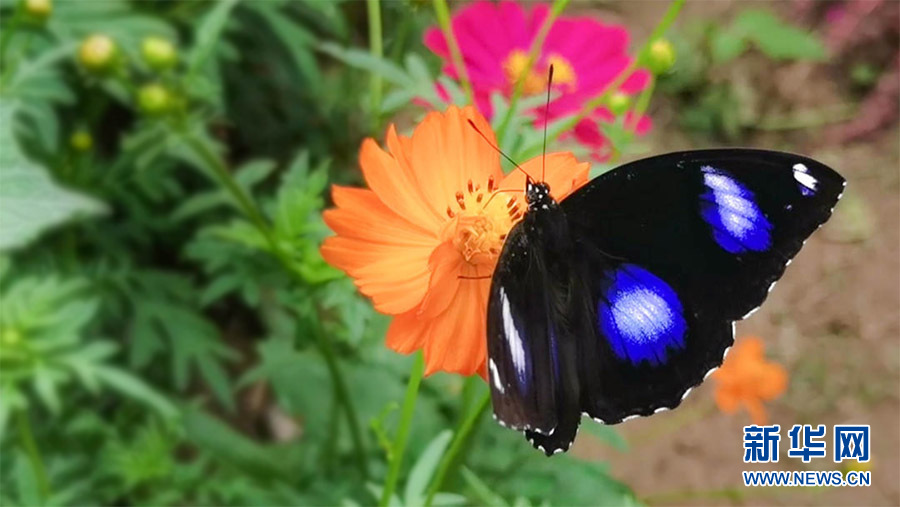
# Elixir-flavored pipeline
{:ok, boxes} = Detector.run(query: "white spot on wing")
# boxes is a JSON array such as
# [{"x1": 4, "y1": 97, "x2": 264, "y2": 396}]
[
  {"x1": 489, "y1": 359, "x2": 505, "y2": 394},
  {"x1": 500, "y1": 288, "x2": 527, "y2": 385},
  {"x1": 793, "y1": 163, "x2": 818, "y2": 194}
]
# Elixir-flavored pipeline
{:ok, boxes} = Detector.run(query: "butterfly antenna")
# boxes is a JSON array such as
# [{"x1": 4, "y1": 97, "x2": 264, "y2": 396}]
[
  {"x1": 482, "y1": 187, "x2": 525, "y2": 208},
  {"x1": 466, "y1": 119, "x2": 534, "y2": 181},
  {"x1": 542, "y1": 64, "x2": 554, "y2": 183}
]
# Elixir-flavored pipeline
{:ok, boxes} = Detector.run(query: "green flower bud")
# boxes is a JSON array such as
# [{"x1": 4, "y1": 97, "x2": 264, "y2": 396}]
[
  {"x1": 23, "y1": 0, "x2": 52, "y2": 21},
  {"x1": 141, "y1": 36, "x2": 177, "y2": 71},
  {"x1": 606, "y1": 92, "x2": 631, "y2": 115},
  {"x1": 137, "y1": 83, "x2": 171, "y2": 115},
  {"x1": 70, "y1": 129, "x2": 93, "y2": 151},
  {"x1": 1, "y1": 328, "x2": 22, "y2": 347},
  {"x1": 78, "y1": 34, "x2": 117, "y2": 73},
  {"x1": 646, "y1": 38, "x2": 676, "y2": 75}
]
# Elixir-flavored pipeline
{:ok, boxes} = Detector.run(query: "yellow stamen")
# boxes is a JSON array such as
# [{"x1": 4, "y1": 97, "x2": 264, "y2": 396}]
[
  {"x1": 547, "y1": 53, "x2": 576, "y2": 88},
  {"x1": 443, "y1": 178, "x2": 522, "y2": 266},
  {"x1": 502, "y1": 49, "x2": 577, "y2": 95}
]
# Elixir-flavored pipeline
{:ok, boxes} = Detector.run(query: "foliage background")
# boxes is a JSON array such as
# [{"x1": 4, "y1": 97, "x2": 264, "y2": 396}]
[{"x1": 0, "y1": 0, "x2": 897, "y2": 506}]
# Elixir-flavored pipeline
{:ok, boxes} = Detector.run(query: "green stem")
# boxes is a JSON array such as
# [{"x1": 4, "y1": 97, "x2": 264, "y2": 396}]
[
  {"x1": 16, "y1": 410, "x2": 50, "y2": 501},
  {"x1": 315, "y1": 327, "x2": 369, "y2": 478},
  {"x1": 0, "y1": 6, "x2": 24, "y2": 70},
  {"x1": 181, "y1": 132, "x2": 300, "y2": 277},
  {"x1": 180, "y1": 134, "x2": 271, "y2": 243},
  {"x1": 424, "y1": 389, "x2": 491, "y2": 506},
  {"x1": 619, "y1": 75, "x2": 656, "y2": 152},
  {"x1": 179, "y1": 131, "x2": 370, "y2": 477},
  {"x1": 550, "y1": 0, "x2": 684, "y2": 140},
  {"x1": 432, "y1": 0, "x2": 473, "y2": 104},
  {"x1": 495, "y1": 0, "x2": 571, "y2": 141},
  {"x1": 380, "y1": 352, "x2": 425, "y2": 507},
  {"x1": 320, "y1": 386, "x2": 340, "y2": 475},
  {"x1": 629, "y1": 75, "x2": 655, "y2": 130},
  {"x1": 366, "y1": 0, "x2": 383, "y2": 130}
]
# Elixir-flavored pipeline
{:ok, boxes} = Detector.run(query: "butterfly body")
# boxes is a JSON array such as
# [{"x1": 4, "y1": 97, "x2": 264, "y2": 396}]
[{"x1": 486, "y1": 149, "x2": 845, "y2": 455}]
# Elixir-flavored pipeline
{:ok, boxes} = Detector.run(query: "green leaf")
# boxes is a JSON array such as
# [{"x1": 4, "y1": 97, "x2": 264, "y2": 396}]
[
  {"x1": 709, "y1": 29, "x2": 747, "y2": 63},
  {"x1": 431, "y1": 492, "x2": 468, "y2": 506},
  {"x1": 0, "y1": 104, "x2": 105, "y2": 251},
  {"x1": 12, "y1": 450, "x2": 41, "y2": 507},
  {"x1": 460, "y1": 467, "x2": 508, "y2": 506},
  {"x1": 250, "y1": 2, "x2": 322, "y2": 93},
  {"x1": 188, "y1": 0, "x2": 240, "y2": 74},
  {"x1": 92, "y1": 365, "x2": 178, "y2": 419},
  {"x1": 365, "y1": 483, "x2": 402, "y2": 507},
  {"x1": 318, "y1": 42, "x2": 410, "y2": 87},
  {"x1": 49, "y1": 0, "x2": 177, "y2": 50},
  {"x1": 735, "y1": 9, "x2": 826, "y2": 61},
  {"x1": 240, "y1": 337, "x2": 333, "y2": 439},
  {"x1": 184, "y1": 407, "x2": 294, "y2": 480},
  {"x1": 33, "y1": 366, "x2": 66, "y2": 413},
  {"x1": 103, "y1": 422, "x2": 176, "y2": 489},
  {"x1": 404, "y1": 430, "x2": 452, "y2": 507}
]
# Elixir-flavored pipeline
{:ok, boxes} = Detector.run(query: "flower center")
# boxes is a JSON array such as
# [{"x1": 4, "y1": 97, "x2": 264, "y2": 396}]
[
  {"x1": 502, "y1": 49, "x2": 577, "y2": 95},
  {"x1": 443, "y1": 176, "x2": 523, "y2": 266}
]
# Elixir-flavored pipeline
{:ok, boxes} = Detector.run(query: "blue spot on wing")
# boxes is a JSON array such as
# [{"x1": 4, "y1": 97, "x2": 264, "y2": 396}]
[
  {"x1": 699, "y1": 166, "x2": 772, "y2": 253},
  {"x1": 597, "y1": 265, "x2": 687, "y2": 366}
]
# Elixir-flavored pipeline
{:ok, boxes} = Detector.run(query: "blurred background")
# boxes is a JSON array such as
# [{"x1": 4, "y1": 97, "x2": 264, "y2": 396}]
[{"x1": 0, "y1": 0, "x2": 897, "y2": 505}]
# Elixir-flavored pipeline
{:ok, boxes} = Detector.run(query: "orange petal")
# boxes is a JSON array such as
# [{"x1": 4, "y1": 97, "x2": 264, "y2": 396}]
[
  {"x1": 386, "y1": 309, "x2": 430, "y2": 354},
  {"x1": 422, "y1": 276, "x2": 490, "y2": 376},
  {"x1": 409, "y1": 106, "x2": 503, "y2": 215},
  {"x1": 737, "y1": 336, "x2": 766, "y2": 359},
  {"x1": 714, "y1": 386, "x2": 741, "y2": 414},
  {"x1": 386, "y1": 125, "x2": 415, "y2": 178},
  {"x1": 417, "y1": 241, "x2": 464, "y2": 319},
  {"x1": 756, "y1": 362, "x2": 788, "y2": 400},
  {"x1": 321, "y1": 236, "x2": 432, "y2": 314},
  {"x1": 502, "y1": 151, "x2": 590, "y2": 201},
  {"x1": 359, "y1": 136, "x2": 444, "y2": 232},
  {"x1": 326, "y1": 186, "x2": 437, "y2": 247}
]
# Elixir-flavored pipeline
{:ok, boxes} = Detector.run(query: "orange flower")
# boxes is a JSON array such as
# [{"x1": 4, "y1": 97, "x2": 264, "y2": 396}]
[
  {"x1": 321, "y1": 106, "x2": 589, "y2": 377},
  {"x1": 712, "y1": 336, "x2": 788, "y2": 425}
]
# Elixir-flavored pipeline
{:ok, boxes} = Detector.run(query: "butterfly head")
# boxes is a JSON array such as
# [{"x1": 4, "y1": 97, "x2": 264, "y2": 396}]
[{"x1": 525, "y1": 179, "x2": 555, "y2": 211}]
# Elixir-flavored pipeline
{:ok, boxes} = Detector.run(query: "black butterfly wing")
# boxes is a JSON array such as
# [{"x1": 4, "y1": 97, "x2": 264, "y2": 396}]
[
  {"x1": 561, "y1": 149, "x2": 844, "y2": 423},
  {"x1": 565, "y1": 150, "x2": 845, "y2": 321},
  {"x1": 487, "y1": 221, "x2": 558, "y2": 435},
  {"x1": 487, "y1": 207, "x2": 582, "y2": 453}
]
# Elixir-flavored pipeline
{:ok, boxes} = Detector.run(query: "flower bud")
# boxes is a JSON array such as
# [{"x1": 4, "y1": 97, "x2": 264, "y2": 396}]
[
  {"x1": 141, "y1": 36, "x2": 177, "y2": 71},
  {"x1": 70, "y1": 129, "x2": 93, "y2": 151},
  {"x1": 1, "y1": 328, "x2": 22, "y2": 347},
  {"x1": 606, "y1": 92, "x2": 631, "y2": 115},
  {"x1": 23, "y1": 0, "x2": 52, "y2": 21},
  {"x1": 78, "y1": 34, "x2": 117, "y2": 73},
  {"x1": 646, "y1": 38, "x2": 676, "y2": 75},
  {"x1": 137, "y1": 83, "x2": 171, "y2": 115}
]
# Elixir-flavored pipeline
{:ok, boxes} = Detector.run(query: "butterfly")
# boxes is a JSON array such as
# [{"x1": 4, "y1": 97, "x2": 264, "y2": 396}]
[{"x1": 483, "y1": 148, "x2": 845, "y2": 456}]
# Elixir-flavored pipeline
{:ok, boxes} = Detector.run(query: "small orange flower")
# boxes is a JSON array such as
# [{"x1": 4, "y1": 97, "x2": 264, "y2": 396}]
[
  {"x1": 712, "y1": 336, "x2": 788, "y2": 425},
  {"x1": 321, "y1": 106, "x2": 589, "y2": 377}
]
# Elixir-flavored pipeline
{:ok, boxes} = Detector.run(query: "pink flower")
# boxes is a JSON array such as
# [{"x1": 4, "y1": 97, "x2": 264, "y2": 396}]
[
  {"x1": 424, "y1": 1, "x2": 652, "y2": 159},
  {"x1": 567, "y1": 109, "x2": 653, "y2": 162}
]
